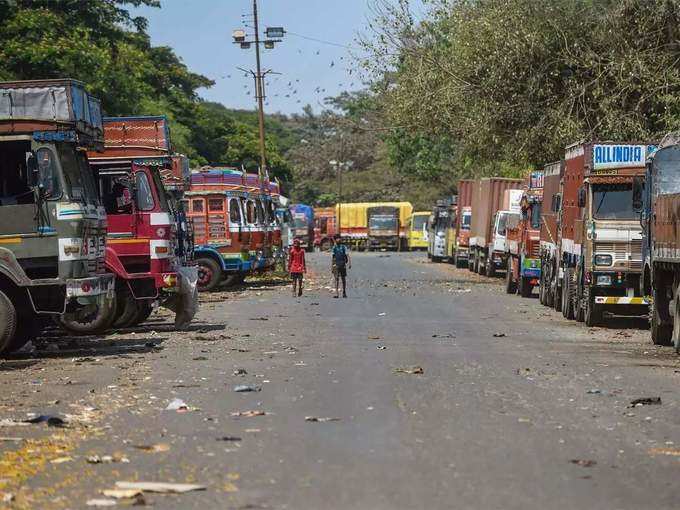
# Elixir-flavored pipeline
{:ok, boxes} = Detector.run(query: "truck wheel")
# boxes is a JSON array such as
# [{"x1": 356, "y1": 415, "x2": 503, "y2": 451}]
[
  {"x1": 59, "y1": 294, "x2": 117, "y2": 335},
  {"x1": 651, "y1": 284, "x2": 672, "y2": 346},
  {"x1": 505, "y1": 257, "x2": 517, "y2": 294},
  {"x1": 224, "y1": 273, "x2": 246, "y2": 287},
  {"x1": 562, "y1": 269, "x2": 575, "y2": 320},
  {"x1": 585, "y1": 295, "x2": 601, "y2": 326},
  {"x1": 0, "y1": 290, "x2": 18, "y2": 354},
  {"x1": 113, "y1": 287, "x2": 140, "y2": 328},
  {"x1": 196, "y1": 257, "x2": 222, "y2": 292},
  {"x1": 520, "y1": 277, "x2": 532, "y2": 298},
  {"x1": 485, "y1": 254, "x2": 496, "y2": 277},
  {"x1": 130, "y1": 302, "x2": 153, "y2": 327}
]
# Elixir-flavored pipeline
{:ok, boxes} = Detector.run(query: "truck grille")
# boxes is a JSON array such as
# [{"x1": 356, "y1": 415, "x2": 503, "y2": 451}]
[{"x1": 594, "y1": 240, "x2": 642, "y2": 270}]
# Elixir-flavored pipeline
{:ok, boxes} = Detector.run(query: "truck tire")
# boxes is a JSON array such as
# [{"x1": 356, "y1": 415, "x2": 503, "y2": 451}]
[
  {"x1": 505, "y1": 257, "x2": 517, "y2": 294},
  {"x1": 485, "y1": 253, "x2": 496, "y2": 277},
  {"x1": 59, "y1": 294, "x2": 117, "y2": 335},
  {"x1": 113, "y1": 287, "x2": 140, "y2": 328},
  {"x1": 0, "y1": 290, "x2": 18, "y2": 354},
  {"x1": 130, "y1": 302, "x2": 154, "y2": 327},
  {"x1": 520, "y1": 277, "x2": 532, "y2": 298},
  {"x1": 585, "y1": 294, "x2": 601, "y2": 326},
  {"x1": 196, "y1": 257, "x2": 222, "y2": 292},
  {"x1": 651, "y1": 284, "x2": 672, "y2": 346},
  {"x1": 224, "y1": 272, "x2": 246, "y2": 287}
]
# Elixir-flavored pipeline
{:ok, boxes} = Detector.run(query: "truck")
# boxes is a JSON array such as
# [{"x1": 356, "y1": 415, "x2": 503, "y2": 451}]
[
  {"x1": 290, "y1": 204, "x2": 314, "y2": 251},
  {"x1": 428, "y1": 200, "x2": 454, "y2": 263},
  {"x1": 367, "y1": 205, "x2": 402, "y2": 251},
  {"x1": 451, "y1": 180, "x2": 473, "y2": 268},
  {"x1": 635, "y1": 135, "x2": 680, "y2": 347},
  {"x1": 0, "y1": 79, "x2": 115, "y2": 351},
  {"x1": 335, "y1": 202, "x2": 413, "y2": 251},
  {"x1": 407, "y1": 211, "x2": 430, "y2": 251},
  {"x1": 187, "y1": 167, "x2": 270, "y2": 291},
  {"x1": 538, "y1": 161, "x2": 563, "y2": 309},
  {"x1": 505, "y1": 172, "x2": 543, "y2": 297},
  {"x1": 313, "y1": 207, "x2": 337, "y2": 251},
  {"x1": 558, "y1": 142, "x2": 651, "y2": 326},
  {"x1": 469, "y1": 178, "x2": 523, "y2": 276},
  {"x1": 69, "y1": 116, "x2": 197, "y2": 331}
]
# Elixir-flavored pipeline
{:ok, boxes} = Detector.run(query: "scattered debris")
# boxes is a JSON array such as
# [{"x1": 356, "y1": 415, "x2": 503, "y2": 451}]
[
  {"x1": 192, "y1": 356, "x2": 209, "y2": 361},
  {"x1": 649, "y1": 447, "x2": 680, "y2": 457},
  {"x1": 87, "y1": 454, "x2": 129, "y2": 464},
  {"x1": 216, "y1": 436, "x2": 242, "y2": 442},
  {"x1": 102, "y1": 489, "x2": 142, "y2": 500},
  {"x1": 231, "y1": 410, "x2": 266, "y2": 418},
  {"x1": 378, "y1": 313, "x2": 386, "y2": 317},
  {"x1": 249, "y1": 317, "x2": 269, "y2": 321},
  {"x1": 394, "y1": 366, "x2": 424, "y2": 375},
  {"x1": 133, "y1": 443, "x2": 170, "y2": 453},
  {"x1": 586, "y1": 389, "x2": 603, "y2": 394},
  {"x1": 114, "y1": 481, "x2": 206, "y2": 494},
  {"x1": 233, "y1": 368, "x2": 248, "y2": 376},
  {"x1": 24, "y1": 415, "x2": 67, "y2": 427},
  {"x1": 86, "y1": 499, "x2": 117, "y2": 507},
  {"x1": 1, "y1": 493, "x2": 14, "y2": 503},
  {"x1": 368, "y1": 336, "x2": 381, "y2": 340},
  {"x1": 165, "y1": 398, "x2": 189, "y2": 412},
  {"x1": 50, "y1": 456, "x2": 73, "y2": 464},
  {"x1": 629, "y1": 397, "x2": 661, "y2": 408},
  {"x1": 0, "y1": 437, "x2": 23, "y2": 442},
  {"x1": 234, "y1": 385, "x2": 261, "y2": 393},
  {"x1": 492, "y1": 333, "x2": 506, "y2": 338},
  {"x1": 570, "y1": 459, "x2": 597, "y2": 467},
  {"x1": 305, "y1": 416, "x2": 341, "y2": 422},
  {"x1": 377, "y1": 345, "x2": 387, "y2": 350}
]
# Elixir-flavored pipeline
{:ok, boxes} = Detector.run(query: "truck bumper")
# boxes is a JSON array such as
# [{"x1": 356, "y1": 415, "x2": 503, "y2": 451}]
[
  {"x1": 66, "y1": 274, "x2": 115, "y2": 299},
  {"x1": 456, "y1": 247, "x2": 469, "y2": 260},
  {"x1": 594, "y1": 296, "x2": 648, "y2": 306}
]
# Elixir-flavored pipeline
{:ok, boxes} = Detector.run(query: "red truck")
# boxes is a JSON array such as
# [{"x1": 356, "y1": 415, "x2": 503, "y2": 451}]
[
  {"x1": 64, "y1": 115, "x2": 198, "y2": 332},
  {"x1": 505, "y1": 172, "x2": 543, "y2": 297},
  {"x1": 469, "y1": 178, "x2": 523, "y2": 276},
  {"x1": 451, "y1": 179, "x2": 473, "y2": 268},
  {"x1": 538, "y1": 161, "x2": 563, "y2": 309},
  {"x1": 313, "y1": 207, "x2": 337, "y2": 251},
  {"x1": 549, "y1": 142, "x2": 650, "y2": 325}
]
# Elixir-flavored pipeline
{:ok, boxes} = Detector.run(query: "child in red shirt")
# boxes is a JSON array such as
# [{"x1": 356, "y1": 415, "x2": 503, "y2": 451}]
[{"x1": 289, "y1": 238, "x2": 306, "y2": 297}]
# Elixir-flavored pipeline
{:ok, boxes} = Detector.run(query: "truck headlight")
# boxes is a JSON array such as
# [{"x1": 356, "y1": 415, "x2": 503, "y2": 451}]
[
  {"x1": 596, "y1": 274, "x2": 612, "y2": 286},
  {"x1": 594, "y1": 254, "x2": 613, "y2": 266}
]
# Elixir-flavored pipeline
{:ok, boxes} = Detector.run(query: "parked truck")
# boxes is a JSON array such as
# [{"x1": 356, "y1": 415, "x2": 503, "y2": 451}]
[
  {"x1": 452, "y1": 180, "x2": 473, "y2": 268},
  {"x1": 505, "y1": 172, "x2": 543, "y2": 297},
  {"x1": 0, "y1": 79, "x2": 115, "y2": 351},
  {"x1": 313, "y1": 207, "x2": 337, "y2": 251},
  {"x1": 367, "y1": 205, "x2": 402, "y2": 251},
  {"x1": 538, "y1": 161, "x2": 563, "y2": 309},
  {"x1": 469, "y1": 178, "x2": 523, "y2": 276},
  {"x1": 336, "y1": 202, "x2": 413, "y2": 251},
  {"x1": 428, "y1": 200, "x2": 454, "y2": 263},
  {"x1": 558, "y1": 142, "x2": 650, "y2": 325},
  {"x1": 636, "y1": 135, "x2": 680, "y2": 347},
  {"x1": 290, "y1": 204, "x2": 314, "y2": 251},
  {"x1": 68, "y1": 116, "x2": 198, "y2": 331}
]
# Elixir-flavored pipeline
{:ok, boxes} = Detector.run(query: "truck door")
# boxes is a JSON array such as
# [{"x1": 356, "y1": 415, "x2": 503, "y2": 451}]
[
  {"x1": 188, "y1": 197, "x2": 207, "y2": 245},
  {"x1": 228, "y1": 196, "x2": 245, "y2": 249}
]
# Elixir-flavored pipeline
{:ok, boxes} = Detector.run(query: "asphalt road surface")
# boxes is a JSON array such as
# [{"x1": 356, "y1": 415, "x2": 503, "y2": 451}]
[{"x1": 1, "y1": 251, "x2": 680, "y2": 509}]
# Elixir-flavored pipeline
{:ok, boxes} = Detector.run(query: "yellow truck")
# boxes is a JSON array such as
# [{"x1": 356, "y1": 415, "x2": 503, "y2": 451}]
[
  {"x1": 407, "y1": 211, "x2": 430, "y2": 250},
  {"x1": 335, "y1": 202, "x2": 413, "y2": 251}
]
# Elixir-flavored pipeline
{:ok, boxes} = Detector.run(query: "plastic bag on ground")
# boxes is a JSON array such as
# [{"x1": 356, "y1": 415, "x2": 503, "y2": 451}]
[{"x1": 162, "y1": 266, "x2": 199, "y2": 329}]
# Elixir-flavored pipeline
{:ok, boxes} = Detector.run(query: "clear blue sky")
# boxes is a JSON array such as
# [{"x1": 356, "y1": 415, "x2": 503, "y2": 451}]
[{"x1": 133, "y1": 0, "x2": 424, "y2": 115}]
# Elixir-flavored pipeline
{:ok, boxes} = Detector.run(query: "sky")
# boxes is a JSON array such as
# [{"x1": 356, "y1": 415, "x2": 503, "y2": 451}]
[{"x1": 132, "y1": 0, "x2": 423, "y2": 115}]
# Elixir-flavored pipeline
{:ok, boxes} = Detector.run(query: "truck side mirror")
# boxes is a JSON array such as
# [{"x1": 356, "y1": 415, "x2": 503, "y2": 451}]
[
  {"x1": 577, "y1": 187, "x2": 586, "y2": 208},
  {"x1": 632, "y1": 176, "x2": 643, "y2": 212}
]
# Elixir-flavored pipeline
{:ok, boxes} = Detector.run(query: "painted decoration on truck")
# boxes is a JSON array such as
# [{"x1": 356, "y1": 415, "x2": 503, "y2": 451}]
[{"x1": 592, "y1": 144, "x2": 652, "y2": 169}]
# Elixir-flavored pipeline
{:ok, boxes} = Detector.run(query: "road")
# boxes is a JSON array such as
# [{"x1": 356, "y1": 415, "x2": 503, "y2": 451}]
[{"x1": 1, "y1": 251, "x2": 680, "y2": 509}]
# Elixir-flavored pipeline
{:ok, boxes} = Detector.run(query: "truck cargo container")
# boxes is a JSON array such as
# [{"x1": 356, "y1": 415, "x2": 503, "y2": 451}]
[
  {"x1": 538, "y1": 161, "x2": 564, "y2": 308},
  {"x1": 636, "y1": 135, "x2": 680, "y2": 347},
  {"x1": 407, "y1": 211, "x2": 430, "y2": 251},
  {"x1": 0, "y1": 79, "x2": 115, "y2": 350},
  {"x1": 469, "y1": 178, "x2": 522, "y2": 276},
  {"x1": 313, "y1": 207, "x2": 337, "y2": 251},
  {"x1": 506, "y1": 172, "x2": 543, "y2": 297},
  {"x1": 559, "y1": 142, "x2": 651, "y2": 325},
  {"x1": 452, "y1": 180, "x2": 473, "y2": 268}
]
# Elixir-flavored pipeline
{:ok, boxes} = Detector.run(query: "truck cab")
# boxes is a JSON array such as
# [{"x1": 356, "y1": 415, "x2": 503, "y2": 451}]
[
  {"x1": 368, "y1": 205, "x2": 401, "y2": 251},
  {"x1": 428, "y1": 202, "x2": 451, "y2": 262},
  {"x1": 407, "y1": 212, "x2": 430, "y2": 251},
  {"x1": 0, "y1": 79, "x2": 115, "y2": 351},
  {"x1": 290, "y1": 204, "x2": 314, "y2": 252}
]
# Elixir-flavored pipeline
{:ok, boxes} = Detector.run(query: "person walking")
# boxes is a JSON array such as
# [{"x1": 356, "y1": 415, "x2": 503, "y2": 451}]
[
  {"x1": 331, "y1": 234, "x2": 351, "y2": 298},
  {"x1": 289, "y1": 238, "x2": 306, "y2": 297}
]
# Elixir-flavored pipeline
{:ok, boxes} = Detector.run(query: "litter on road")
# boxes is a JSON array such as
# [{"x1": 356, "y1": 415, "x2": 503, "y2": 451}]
[
  {"x1": 305, "y1": 416, "x2": 341, "y2": 422},
  {"x1": 234, "y1": 384, "x2": 261, "y2": 393},
  {"x1": 165, "y1": 398, "x2": 189, "y2": 411},
  {"x1": 629, "y1": 397, "x2": 661, "y2": 407},
  {"x1": 394, "y1": 366, "x2": 424, "y2": 375},
  {"x1": 114, "y1": 481, "x2": 207, "y2": 494},
  {"x1": 231, "y1": 410, "x2": 267, "y2": 417}
]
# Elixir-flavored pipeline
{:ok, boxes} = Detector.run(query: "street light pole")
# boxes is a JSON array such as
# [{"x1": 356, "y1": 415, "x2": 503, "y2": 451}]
[{"x1": 252, "y1": 0, "x2": 267, "y2": 181}]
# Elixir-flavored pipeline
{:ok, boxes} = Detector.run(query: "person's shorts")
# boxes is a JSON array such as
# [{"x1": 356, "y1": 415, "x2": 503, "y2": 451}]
[
  {"x1": 291, "y1": 272, "x2": 303, "y2": 281},
  {"x1": 332, "y1": 265, "x2": 347, "y2": 278}
]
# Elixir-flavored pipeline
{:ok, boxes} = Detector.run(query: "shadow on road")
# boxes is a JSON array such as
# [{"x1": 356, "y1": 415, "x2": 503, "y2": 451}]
[{"x1": 3, "y1": 337, "x2": 167, "y2": 362}]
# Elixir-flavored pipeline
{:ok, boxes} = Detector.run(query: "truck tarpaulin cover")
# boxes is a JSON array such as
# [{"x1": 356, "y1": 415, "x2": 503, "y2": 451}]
[
  {"x1": 0, "y1": 79, "x2": 103, "y2": 134},
  {"x1": 162, "y1": 266, "x2": 199, "y2": 329}
]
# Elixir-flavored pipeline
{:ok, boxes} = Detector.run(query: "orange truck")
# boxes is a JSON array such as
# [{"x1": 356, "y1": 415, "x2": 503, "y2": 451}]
[{"x1": 313, "y1": 207, "x2": 337, "y2": 251}]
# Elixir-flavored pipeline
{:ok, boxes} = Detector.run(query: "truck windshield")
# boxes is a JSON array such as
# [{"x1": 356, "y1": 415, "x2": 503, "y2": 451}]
[
  {"x1": 496, "y1": 212, "x2": 509, "y2": 236},
  {"x1": 530, "y1": 203, "x2": 542, "y2": 229},
  {"x1": 592, "y1": 183, "x2": 635, "y2": 219},
  {"x1": 653, "y1": 148, "x2": 680, "y2": 195},
  {"x1": 58, "y1": 145, "x2": 97, "y2": 204},
  {"x1": 292, "y1": 216, "x2": 309, "y2": 229},
  {"x1": 370, "y1": 216, "x2": 397, "y2": 230},
  {"x1": 412, "y1": 215, "x2": 427, "y2": 231},
  {"x1": 461, "y1": 213, "x2": 471, "y2": 230}
]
